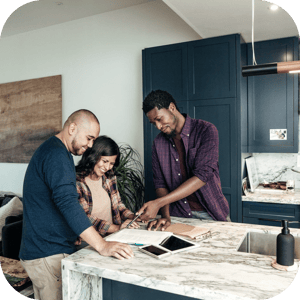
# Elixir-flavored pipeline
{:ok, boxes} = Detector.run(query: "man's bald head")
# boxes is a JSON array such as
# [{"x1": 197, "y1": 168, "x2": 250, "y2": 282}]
[
  {"x1": 64, "y1": 109, "x2": 100, "y2": 130},
  {"x1": 56, "y1": 109, "x2": 100, "y2": 156}
]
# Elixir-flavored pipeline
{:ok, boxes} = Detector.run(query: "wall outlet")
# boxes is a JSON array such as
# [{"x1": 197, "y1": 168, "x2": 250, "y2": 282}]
[{"x1": 297, "y1": 155, "x2": 300, "y2": 167}]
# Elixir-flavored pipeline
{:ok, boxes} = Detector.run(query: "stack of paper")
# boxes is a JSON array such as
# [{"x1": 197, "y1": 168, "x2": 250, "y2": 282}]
[{"x1": 105, "y1": 228, "x2": 172, "y2": 245}]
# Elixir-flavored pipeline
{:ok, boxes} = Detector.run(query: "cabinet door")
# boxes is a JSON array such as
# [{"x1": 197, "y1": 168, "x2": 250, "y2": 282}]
[
  {"x1": 247, "y1": 37, "x2": 298, "y2": 153},
  {"x1": 188, "y1": 35, "x2": 237, "y2": 100},
  {"x1": 143, "y1": 44, "x2": 188, "y2": 101},
  {"x1": 189, "y1": 98, "x2": 238, "y2": 222}
]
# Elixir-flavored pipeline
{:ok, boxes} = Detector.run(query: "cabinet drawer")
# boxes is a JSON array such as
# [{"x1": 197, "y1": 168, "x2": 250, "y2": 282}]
[
  {"x1": 243, "y1": 201, "x2": 300, "y2": 221},
  {"x1": 243, "y1": 216, "x2": 300, "y2": 228}
]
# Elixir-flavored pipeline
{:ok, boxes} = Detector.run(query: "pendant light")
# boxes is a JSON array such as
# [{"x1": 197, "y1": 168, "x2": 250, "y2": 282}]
[{"x1": 242, "y1": 0, "x2": 300, "y2": 77}]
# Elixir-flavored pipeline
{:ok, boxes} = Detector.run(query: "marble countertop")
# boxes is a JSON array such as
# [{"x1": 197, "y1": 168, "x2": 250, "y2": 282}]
[
  {"x1": 62, "y1": 217, "x2": 300, "y2": 300},
  {"x1": 242, "y1": 188, "x2": 300, "y2": 205}
]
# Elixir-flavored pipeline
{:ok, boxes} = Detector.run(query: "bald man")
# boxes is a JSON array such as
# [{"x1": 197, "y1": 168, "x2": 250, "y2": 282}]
[{"x1": 19, "y1": 109, "x2": 133, "y2": 300}]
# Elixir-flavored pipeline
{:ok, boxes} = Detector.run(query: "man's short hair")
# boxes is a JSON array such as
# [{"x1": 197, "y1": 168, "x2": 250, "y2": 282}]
[
  {"x1": 142, "y1": 90, "x2": 179, "y2": 114},
  {"x1": 64, "y1": 109, "x2": 100, "y2": 128}
]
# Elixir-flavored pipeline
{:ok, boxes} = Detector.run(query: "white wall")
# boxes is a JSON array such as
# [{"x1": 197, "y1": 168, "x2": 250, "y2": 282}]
[{"x1": 0, "y1": 1, "x2": 200, "y2": 195}]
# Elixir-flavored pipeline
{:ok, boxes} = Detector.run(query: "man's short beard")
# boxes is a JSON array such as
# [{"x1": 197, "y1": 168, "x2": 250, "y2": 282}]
[
  {"x1": 162, "y1": 129, "x2": 176, "y2": 139},
  {"x1": 71, "y1": 137, "x2": 81, "y2": 155}
]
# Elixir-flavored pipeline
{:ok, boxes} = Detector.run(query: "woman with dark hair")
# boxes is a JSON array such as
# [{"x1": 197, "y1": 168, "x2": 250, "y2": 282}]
[{"x1": 75, "y1": 136, "x2": 139, "y2": 238}]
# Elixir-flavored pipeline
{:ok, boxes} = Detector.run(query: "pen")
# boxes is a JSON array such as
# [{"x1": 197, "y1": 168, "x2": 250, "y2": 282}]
[
  {"x1": 125, "y1": 212, "x2": 142, "y2": 228},
  {"x1": 128, "y1": 243, "x2": 144, "y2": 246}
]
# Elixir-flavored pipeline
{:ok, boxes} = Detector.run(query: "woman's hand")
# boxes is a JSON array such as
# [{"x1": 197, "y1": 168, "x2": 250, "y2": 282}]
[{"x1": 120, "y1": 218, "x2": 140, "y2": 230}]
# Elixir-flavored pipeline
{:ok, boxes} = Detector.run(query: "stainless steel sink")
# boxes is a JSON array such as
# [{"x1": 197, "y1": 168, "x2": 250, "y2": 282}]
[{"x1": 237, "y1": 230, "x2": 300, "y2": 259}]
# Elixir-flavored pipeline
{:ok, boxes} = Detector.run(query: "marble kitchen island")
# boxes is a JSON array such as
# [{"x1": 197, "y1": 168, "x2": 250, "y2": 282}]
[{"x1": 61, "y1": 217, "x2": 300, "y2": 300}]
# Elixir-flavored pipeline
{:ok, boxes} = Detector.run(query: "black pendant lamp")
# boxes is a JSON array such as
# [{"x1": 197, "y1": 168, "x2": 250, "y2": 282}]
[
  {"x1": 242, "y1": 0, "x2": 300, "y2": 77},
  {"x1": 242, "y1": 61, "x2": 300, "y2": 77}
]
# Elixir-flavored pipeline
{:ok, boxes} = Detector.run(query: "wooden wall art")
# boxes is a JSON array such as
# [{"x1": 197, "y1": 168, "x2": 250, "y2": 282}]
[{"x1": 0, "y1": 75, "x2": 62, "y2": 163}]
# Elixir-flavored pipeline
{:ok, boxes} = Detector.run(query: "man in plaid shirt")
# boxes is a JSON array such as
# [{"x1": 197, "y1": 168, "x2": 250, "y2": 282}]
[{"x1": 138, "y1": 90, "x2": 230, "y2": 230}]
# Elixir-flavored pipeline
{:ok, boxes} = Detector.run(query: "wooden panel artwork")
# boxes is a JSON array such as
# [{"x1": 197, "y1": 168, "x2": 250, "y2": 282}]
[{"x1": 0, "y1": 75, "x2": 62, "y2": 163}]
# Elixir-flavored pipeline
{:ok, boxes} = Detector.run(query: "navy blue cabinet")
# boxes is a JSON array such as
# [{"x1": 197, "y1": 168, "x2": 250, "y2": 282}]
[
  {"x1": 142, "y1": 34, "x2": 244, "y2": 222},
  {"x1": 243, "y1": 201, "x2": 300, "y2": 228},
  {"x1": 246, "y1": 37, "x2": 299, "y2": 153},
  {"x1": 103, "y1": 279, "x2": 197, "y2": 300},
  {"x1": 143, "y1": 43, "x2": 188, "y2": 101},
  {"x1": 188, "y1": 35, "x2": 237, "y2": 100}
]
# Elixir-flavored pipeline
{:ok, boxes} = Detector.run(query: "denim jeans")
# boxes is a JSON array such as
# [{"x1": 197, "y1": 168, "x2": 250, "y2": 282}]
[
  {"x1": 191, "y1": 211, "x2": 231, "y2": 222},
  {"x1": 191, "y1": 211, "x2": 214, "y2": 220}
]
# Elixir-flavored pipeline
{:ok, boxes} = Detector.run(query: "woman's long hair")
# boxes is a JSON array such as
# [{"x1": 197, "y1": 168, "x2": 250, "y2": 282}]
[{"x1": 76, "y1": 135, "x2": 120, "y2": 178}]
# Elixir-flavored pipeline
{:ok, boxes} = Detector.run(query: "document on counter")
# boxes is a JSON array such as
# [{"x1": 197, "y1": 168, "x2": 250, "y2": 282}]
[
  {"x1": 165, "y1": 223, "x2": 211, "y2": 240},
  {"x1": 104, "y1": 228, "x2": 172, "y2": 245}
]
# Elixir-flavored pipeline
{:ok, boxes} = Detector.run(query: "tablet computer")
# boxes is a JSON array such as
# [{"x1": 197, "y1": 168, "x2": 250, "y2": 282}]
[
  {"x1": 159, "y1": 234, "x2": 199, "y2": 254},
  {"x1": 139, "y1": 234, "x2": 199, "y2": 258},
  {"x1": 139, "y1": 245, "x2": 172, "y2": 259}
]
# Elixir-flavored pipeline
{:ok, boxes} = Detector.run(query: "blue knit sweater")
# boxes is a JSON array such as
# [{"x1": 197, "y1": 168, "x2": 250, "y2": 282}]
[{"x1": 19, "y1": 136, "x2": 92, "y2": 260}]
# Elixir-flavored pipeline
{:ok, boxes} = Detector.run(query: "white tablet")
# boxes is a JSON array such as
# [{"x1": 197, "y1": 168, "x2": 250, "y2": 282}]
[{"x1": 159, "y1": 234, "x2": 199, "y2": 254}]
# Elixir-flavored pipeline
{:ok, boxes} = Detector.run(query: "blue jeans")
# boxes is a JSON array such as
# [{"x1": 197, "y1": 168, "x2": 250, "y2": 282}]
[{"x1": 191, "y1": 211, "x2": 214, "y2": 220}]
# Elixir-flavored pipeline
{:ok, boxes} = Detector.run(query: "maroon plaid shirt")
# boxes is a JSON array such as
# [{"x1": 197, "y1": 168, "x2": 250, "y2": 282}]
[
  {"x1": 152, "y1": 114, "x2": 229, "y2": 221},
  {"x1": 76, "y1": 171, "x2": 133, "y2": 236}
]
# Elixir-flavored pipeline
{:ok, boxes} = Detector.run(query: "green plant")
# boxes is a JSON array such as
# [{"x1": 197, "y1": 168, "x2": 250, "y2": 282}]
[{"x1": 114, "y1": 144, "x2": 145, "y2": 212}]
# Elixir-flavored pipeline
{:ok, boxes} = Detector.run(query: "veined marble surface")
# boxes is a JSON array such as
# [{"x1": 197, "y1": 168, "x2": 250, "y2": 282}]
[
  {"x1": 62, "y1": 217, "x2": 300, "y2": 300},
  {"x1": 248, "y1": 153, "x2": 300, "y2": 189},
  {"x1": 242, "y1": 189, "x2": 300, "y2": 205}
]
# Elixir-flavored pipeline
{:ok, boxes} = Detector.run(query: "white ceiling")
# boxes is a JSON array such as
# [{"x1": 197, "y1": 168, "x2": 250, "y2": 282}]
[
  {"x1": 162, "y1": 0, "x2": 299, "y2": 42},
  {"x1": 1, "y1": 0, "x2": 156, "y2": 37},
  {"x1": 1, "y1": 0, "x2": 299, "y2": 42}
]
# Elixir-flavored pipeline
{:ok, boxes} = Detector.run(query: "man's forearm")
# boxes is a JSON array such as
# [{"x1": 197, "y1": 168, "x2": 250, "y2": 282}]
[
  {"x1": 156, "y1": 188, "x2": 171, "y2": 219},
  {"x1": 80, "y1": 226, "x2": 106, "y2": 253},
  {"x1": 160, "y1": 204, "x2": 170, "y2": 219},
  {"x1": 156, "y1": 176, "x2": 205, "y2": 209}
]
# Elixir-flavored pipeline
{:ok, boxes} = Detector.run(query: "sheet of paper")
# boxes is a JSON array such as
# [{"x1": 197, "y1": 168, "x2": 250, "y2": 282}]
[{"x1": 104, "y1": 228, "x2": 172, "y2": 245}]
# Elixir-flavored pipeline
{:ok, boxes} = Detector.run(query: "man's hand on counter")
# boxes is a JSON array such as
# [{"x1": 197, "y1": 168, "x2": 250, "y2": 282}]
[
  {"x1": 80, "y1": 226, "x2": 134, "y2": 260},
  {"x1": 99, "y1": 241, "x2": 134, "y2": 260},
  {"x1": 147, "y1": 218, "x2": 171, "y2": 231}
]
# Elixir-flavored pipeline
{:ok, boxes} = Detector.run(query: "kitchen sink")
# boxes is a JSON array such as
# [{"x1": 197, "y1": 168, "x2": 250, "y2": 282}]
[{"x1": 237, "y1": 230, "x2": 300, "y2": 259}]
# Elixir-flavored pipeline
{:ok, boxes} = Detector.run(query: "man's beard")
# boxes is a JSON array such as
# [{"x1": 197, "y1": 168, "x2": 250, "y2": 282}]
[
  {"x1": 71, "y1": 137, "x2": 84, "y2": 155},
  {"x1": 162, "y1": 129, "x2": 176, "y2": 139},
  {"x1": 162, "y1": 114, "x2": 177, "y2": 138}
]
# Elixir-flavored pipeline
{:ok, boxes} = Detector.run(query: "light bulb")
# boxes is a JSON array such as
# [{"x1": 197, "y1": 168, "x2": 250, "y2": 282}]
[{"x1": 269, "y1": 5, "x2": 279, "y2": 11}]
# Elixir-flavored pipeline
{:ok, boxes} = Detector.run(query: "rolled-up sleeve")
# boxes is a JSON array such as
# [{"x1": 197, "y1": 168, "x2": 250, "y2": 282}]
[
  {"x1": 152, "y1": 143, "x2": 167, "y2": 189},
  {"x1": 192, "y1": 124, "x2": 219, "y2": 183}
]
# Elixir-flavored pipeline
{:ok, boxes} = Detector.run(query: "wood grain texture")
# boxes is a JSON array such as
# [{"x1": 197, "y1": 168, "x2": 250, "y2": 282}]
[{"x1": 0, "y1": 75, "x2": 62, "y2": 163}]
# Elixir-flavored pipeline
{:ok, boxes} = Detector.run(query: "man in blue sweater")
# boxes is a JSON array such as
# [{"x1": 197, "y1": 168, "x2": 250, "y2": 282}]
[{"x1": 19, "y1": 109, "x2": 133, "y2": 300}]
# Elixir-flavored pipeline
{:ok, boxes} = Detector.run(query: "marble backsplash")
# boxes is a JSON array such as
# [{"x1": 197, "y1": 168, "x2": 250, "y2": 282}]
[
  {"x1": 242, "y1": 103, "x2": 300, "y2": 188},
  {"x1": 242, "y1": 153, "x2": 300, "y2": 189}
]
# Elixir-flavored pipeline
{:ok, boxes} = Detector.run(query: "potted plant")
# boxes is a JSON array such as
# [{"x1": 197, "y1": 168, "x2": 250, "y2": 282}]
[{"x1": 114, "y1": 144, "x2": 145, "y2": 212}]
